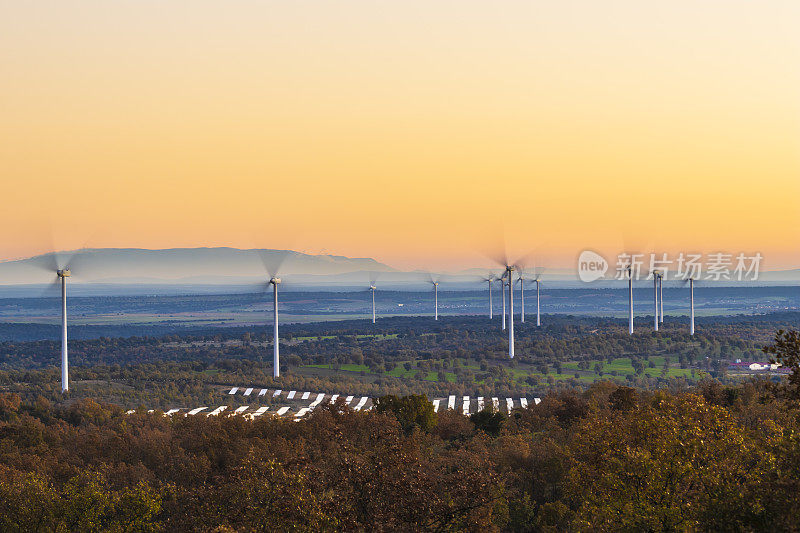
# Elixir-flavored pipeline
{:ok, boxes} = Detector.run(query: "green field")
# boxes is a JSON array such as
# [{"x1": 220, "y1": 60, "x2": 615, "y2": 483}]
[{"x1": 305, "y1": 354, "x2": 704, "y2": 386}]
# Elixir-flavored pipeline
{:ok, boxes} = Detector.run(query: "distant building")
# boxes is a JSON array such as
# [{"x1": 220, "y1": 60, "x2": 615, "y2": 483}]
[{"x1": 729, "y1": 361, "x2": 790, "y2": 374}]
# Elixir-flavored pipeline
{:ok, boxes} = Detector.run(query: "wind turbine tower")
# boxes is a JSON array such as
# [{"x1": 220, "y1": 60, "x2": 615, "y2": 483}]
[
  {"x1": 628, "y1": 265, "x2": 634, "y2": 335},
  {"x1": 370, "y1": 285, "x2": 377, "y2": 323},
  {"x1": 501, "y1": 277, "x2": 507, "y2": 331},
  {"x1": 519, "y1": 272, "x2": 525, "y2": 323},
  {"x1": 269, "y1": 277, "x2": 281, "y2": 378},
  {"x1": 57, "y1": 268, "x2": 70, "y2": 392},
  {"x1": 507, "y1": 265, "x2": 515, "y2": 359},
  {"x1": 535, "y1": 276, "x2": 541, "y2": 327},
  {"x1": 689, "y1": 278, "x2": 695, "y2": 336},
  {"x1": 487, "y1": 277, "x2": 493, "y2": 319},
  {"x1": 659, "y1": 274, "x2": 664, "y2": 324},
  {"x1": 653, "y1": 273, "x2": 659, "y2": 332},
  {"x1": 433, "y1": 281, "x2": 439, "y2": 320}
]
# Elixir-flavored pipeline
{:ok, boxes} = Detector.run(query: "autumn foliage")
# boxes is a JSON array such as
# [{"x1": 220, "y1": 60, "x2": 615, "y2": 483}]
[{"x1": 2, "y1": 377, "x2": 800, "y2": 532}]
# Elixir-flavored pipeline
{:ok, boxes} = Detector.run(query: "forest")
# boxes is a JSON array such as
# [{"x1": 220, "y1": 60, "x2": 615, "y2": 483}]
[{"x1": 2, "y1": 375, "x2": 800, "y2": 531}]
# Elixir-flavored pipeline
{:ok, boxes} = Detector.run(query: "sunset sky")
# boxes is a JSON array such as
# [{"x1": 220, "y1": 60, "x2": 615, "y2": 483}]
[{"x1": 2, "y1": 1, "x2": 799, "y2": 271}]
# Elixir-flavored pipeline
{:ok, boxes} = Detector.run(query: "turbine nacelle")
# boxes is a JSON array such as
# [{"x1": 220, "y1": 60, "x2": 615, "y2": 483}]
[
  {"x1": 369, "y1": 285, "x2": 376, "y2": 290},
  {"x1": 57, "y1": 269, "x2": 71, "y2": 278},
  {"x1": 269, "y1": 277, "x2": 281, "y2": 285}
]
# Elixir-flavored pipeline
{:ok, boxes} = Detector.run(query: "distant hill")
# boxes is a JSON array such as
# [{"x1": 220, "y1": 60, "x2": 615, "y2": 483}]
[
  {"x1": 0, "y1": 247, "x2": 397, "y2": 285},
  {"x1": 0, "y1": 247, "x2": 797, "y2": 295}
]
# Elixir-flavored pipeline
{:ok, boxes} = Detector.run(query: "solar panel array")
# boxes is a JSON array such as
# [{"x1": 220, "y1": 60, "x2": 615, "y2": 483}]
[{"x1": 131, "y1": 387, "x2": 542, "y2": 420}]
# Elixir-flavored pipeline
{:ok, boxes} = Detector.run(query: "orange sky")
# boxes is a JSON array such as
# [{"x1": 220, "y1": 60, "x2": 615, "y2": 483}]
[{"x1": 2, "y1": 1, "x2": 799, "y2": 271}]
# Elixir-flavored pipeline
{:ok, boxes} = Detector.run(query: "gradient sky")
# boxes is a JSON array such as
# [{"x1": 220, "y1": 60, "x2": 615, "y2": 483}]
[{"x1": 2, "y1": 1, "x2": 799, "y2": 271}]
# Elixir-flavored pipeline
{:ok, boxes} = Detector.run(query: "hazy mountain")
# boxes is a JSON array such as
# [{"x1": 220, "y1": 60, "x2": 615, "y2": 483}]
[
  {"x1": 0, "y1": 247, "x2": 397, "y2": 285},
  {"x1": 0, "y1": 248, "x2": 797, "y2": 296}
]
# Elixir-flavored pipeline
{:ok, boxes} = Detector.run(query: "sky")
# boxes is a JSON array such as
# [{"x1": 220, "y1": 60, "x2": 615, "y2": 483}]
[{"x1": 2, "y1": 1, "x2": 799, "y2": 272}]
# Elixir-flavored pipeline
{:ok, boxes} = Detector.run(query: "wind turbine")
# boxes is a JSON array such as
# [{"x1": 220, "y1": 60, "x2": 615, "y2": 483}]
[
  {"x1": 534, "y1": 272, "x2": 542, "y2": 327},
  {"x1": 57, "y1": 268, "x2": 70, "y2": 392},
  {"x1": 31, "y1": 247, "x2": 92, "y2": 393},
  {"x1": 508, "y1": 267, "x2": 516, "y2": 357},
  {"x1": 689, "y1": 277, "x2": 695, "y2": 335},
  {"x1": 500, "y1": 276, "x2": 507, "y2": 331},
  {"x1": 269, "y1": 277, "x2": 282, "y2": 377},
  {"x1": 627, "y1": 264, "x2": 634, "y2": 335},
  {"x1": 488, "y1": 251, "x2": 528, "y2": 358},
  {"x1": 367, "y1": 272, "x2": 380, "y2": 324},
  {"x1": 652, "y1": 271, "x2": 659, "y2": 332},
  {"x1": 369, "y1": 284, "x2": 377, "y2": 323},
  {"x1": 432, "y1": 281, "x2": 439, "y2": 320},
  {"x1": 255, "y1": 250, "x2": 291, "y2": 378},
  {"x1": 481, "y1": 274, "x2": 495, "y2": 319},
  {"x1": 518, "y1": 270, "x2": 525, "y2": 324}
]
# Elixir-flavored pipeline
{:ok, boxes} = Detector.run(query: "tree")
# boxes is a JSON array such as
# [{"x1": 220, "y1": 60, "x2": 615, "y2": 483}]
[
  {"x1": 373, "y1": 394, "x2": 437, "y2": 433},
  {"x1": 763, "y1": 329, "x2": 800, "y2": 397},
  {"x1": 470, "y1": 408, "x2": 506, "y2": 436},
  {"x1": 567, "y1": 394, "x2": 773, "y2": 530}
]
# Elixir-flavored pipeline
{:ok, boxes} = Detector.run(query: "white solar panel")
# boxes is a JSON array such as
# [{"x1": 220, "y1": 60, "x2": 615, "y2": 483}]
[
  {"x1": 309, "y1": 393, "x2": 326, "y2": 409},
  {"x1": 294, "y1": 408, "x2": 310, "y2": 418},
  {"x1": 329, "y1": 394, "x2": 339, "y2": 403},
  {"x1": 165, "y1": 408, "x2": 181, "y2": 416},
  {"x1": 344, "y1": 395, "x2": 354, "y2": 404},
  {"x1": 243, "y1": 388, "x2": 253, "y2": 396},
  {"x1": 206, "y1": 406, "x2": 227, "y2": 417},
  {"x1": 273, "y1": 389, "x2": 282, "y2": 397},
  {"x1": 258, "y1": 389, "x2": 268, "y2": 396},
  {"x1": 301, "y1": 392, "x2": 310, "y2": 400},
  {"x1": 233, "y1": 406, "x2": 249, "y2": 414},
  {"x1": 520, "y1": 398, "x2": 529, "y2": 408},
  {"x1": 477, "y1": 397, "x2": 485, "y2": 411},
  {"x1": 447, "y1": 395, "x2": 456, "y2": 410},
  {"x1": 276, "y1": 406, "x2": 290, "y2": 416},
  {"x1": 491, "y1": 397, "x2": 500, "y2": 411},
  {"x1": 245, "y1": 406, "x2": 269, "y2": 420},
  {"x1": 353, "y1": 397, "x2": 369, "y2": 411},
  {"x1": 287, "y1": 390, "x2": 296, "y2": 399},
  {"x1": 187, "y1": 407, "x2": 207, "y2": 416},
  {"x1": 125, "y1": 409, "x2": 136, "y2": 415},
  {"x1": 432, "y1": 399, "x2": 441, "y2": 413},
  {"x1": 462, "y1": 398, "x2": 470, "y2": 416},
  {"x1": 534, "y1": 398, "x2": 542, "y2": 405},
  {"x1": 506, "y1": 398, "x2": 514, "y2": 412},
  {"x1": 228, "y1": 387, "x2": 238, "y2": 395}
]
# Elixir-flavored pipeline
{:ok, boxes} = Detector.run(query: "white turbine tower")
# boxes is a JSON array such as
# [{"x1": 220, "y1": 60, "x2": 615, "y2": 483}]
[
  {"x1": 38, "y1": 250, "x2": 86, "y2": 393},
  {"x1": 659, "y1": 273, "x2": 664, "y2": 324},
  {"x1": 255, "y1": 250, "x2": 291, "y2": 379},
  {"x1": 481, "y1": 275, "x2": 494, "y2": 319},
  {"x1": 689, "y1": 277, "x2": 695, "y2": 336},
  {"x1": 432, "y1": 281, "x2": 439, "y2": 320},
  {"x1": 500, "y1": 276, "x2": 507, "y2": 331},
  {"x1": 57, "y1": 268, "x2": 71, "y2": 392},
  {"x1": 369, "y1": 284, "x2": 377, "y2": 323},
  {"x1": 652, "y1": 272, "x2": 659, "y2": 332},
  {"x1": 269, "y1": 276, "x2": 281, "y2": 378},
  {"x1": 628, "y1": 264, "x2": 634, "y2": 335},
  {"x1": 518, "y1": 271, "x2": 525, "y2": 324},
  {"x1": 535, "y1": 274, "x2": 541, "y2": 327},
  {"x1": 506, "y1": 265, "x2": 515, "y2": 358}
]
